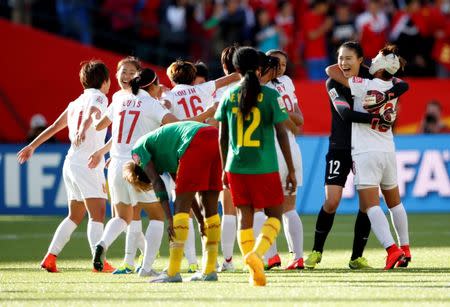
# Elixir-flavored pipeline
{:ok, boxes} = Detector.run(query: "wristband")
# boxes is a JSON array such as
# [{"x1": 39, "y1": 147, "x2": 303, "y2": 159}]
[{"x1": 155, "y1": 191, "x2": 169, "y2": 202}]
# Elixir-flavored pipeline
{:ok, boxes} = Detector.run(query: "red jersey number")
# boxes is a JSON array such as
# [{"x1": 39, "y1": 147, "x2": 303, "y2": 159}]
[
  {"x1": 117, "y1": 110, "x2": 141, "y2": 144},
  {"x1": 177, "y1": 95, "x2": 204, "y2": 118}
]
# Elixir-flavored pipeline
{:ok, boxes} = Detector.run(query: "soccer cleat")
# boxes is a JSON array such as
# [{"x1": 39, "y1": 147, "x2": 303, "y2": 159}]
[
  {"x1": 396, "y1": 245, "x2": 412, "y2": 268},
  {"x1": 92, "y1": 260, "x2": 115, "y2": 273},
  {"x1": 265, "y1": 254, "x2": 281, "y2": 270},
  {"x1": 189, "y1": 271, "x2": 218, "y2": 282},
  {"x1": 284, "y1": 258, "x2": 304, "y2": 270},
  {"x1": 149, "y1": 272, "x2": 182, "y2": 283},
  {"x1": 305, "y1": 251, "x2": 322, "y2": 269},
  {"x1": 219, "y1": 259, "x2": 235, "y2": 272},
  {"x1": 349, "y1": 257, "x2": 372, "y2": 270},
  {"x1": 187, "y1": 263, "x2": 199, "y2": 273},
  {"x1": 245, "y1": 252, "x2": 266, "y2": 286},
  {"x1": 138, "y1": 268, "x2": 159, "y2": 277},
  {"x1": 112, "y1": 263, "x2": 135, "y2": 275},
  {"x1": 92, "y1": 245, "x2": 105, "y2": 272},
  {"x1": 384, "y1": 245, "x2": 405, "y2": 270},
  {"x1": 40, "y1": 253, "x2": 59, "y2": 273}
]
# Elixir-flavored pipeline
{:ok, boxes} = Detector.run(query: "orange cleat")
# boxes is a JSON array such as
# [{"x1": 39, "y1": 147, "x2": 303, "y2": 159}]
[
  {"x1": 284, "y1": 258, "x2": 304, "y2": 270},
  {"x1": 92, "y1": 260, "x2": 115, "y2": 273},
  {"x1": 384, "y1": 245, "x2": 405, "y2": 270},
  {"x1": 265, "y1": 254, "x2": 281, "y2": 270},
  {"x1": 41, "y1": 253, "x2": 59, "y2": 273},
  {"x1": 396, "y1": 245, "x2": 411, "y2": 268},
  {"x1": 245, "y1": 252, "x2": 266, "y2": 286}
]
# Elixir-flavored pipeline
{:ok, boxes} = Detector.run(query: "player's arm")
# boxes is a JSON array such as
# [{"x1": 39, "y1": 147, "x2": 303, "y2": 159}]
[
  {"x1": 275, "y1": 122, "x2": 296, "y2": 194},
  {"x1": 88, "y1": 138, "x2": 112, "y2": 169},
  {"x1": 75, "y1": 105, "x2": 101, "y2": 146},
  {"x1": 17, "y1": 109, "x2": 68, "y2": 164},
  {"x1": 290, "y1": 104, "x2": 304, "y2": 127},
  {"x1": 218, "y1": 120, "x2": 229, "y2": 188},
  {"x1": 364, "y1": 78, "x2": 409, "y2": 111},
  {"x1": 95, "y1": 115, "x2": 112, "y2": 131},
  {"x1": 214, "y1": 72, "x2": 240, "y2": 90},
  {"x1": 143, "y1": 160, "x2": 174, "y2": 240},
  {"x1": 284, "y1": 117, "x2": 299, "y2": 135},
  {"x1": 325, "y1": 64, "x2": 349, "y2": 88}
]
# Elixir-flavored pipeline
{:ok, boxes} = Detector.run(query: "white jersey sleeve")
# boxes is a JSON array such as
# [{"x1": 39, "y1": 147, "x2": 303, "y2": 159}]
[
  {"x1": 348, "y1": 76, "x2": 369, "y2": 99},
  {"x1": 196, "y1": 81, "x2": 216, "y2": 108}
]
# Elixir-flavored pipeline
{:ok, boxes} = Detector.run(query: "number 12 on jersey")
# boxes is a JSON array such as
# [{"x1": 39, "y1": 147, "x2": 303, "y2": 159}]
[{"x1": 231, "y1": 107, "x2": 260, "y2": 147}]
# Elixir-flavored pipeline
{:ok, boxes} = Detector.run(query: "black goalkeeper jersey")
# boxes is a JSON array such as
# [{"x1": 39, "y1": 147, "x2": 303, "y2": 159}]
[{"x1": 326, "y1": 66, "x2": 371, "y2": 150}]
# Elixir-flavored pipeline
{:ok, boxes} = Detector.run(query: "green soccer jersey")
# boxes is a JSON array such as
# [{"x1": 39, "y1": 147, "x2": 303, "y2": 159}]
[
  {"x1": 214, "y1": 84, "x2": 288, "y2": 174},
  {"x1": 131, "y1": 121, "x2": 207, "y2": 174}
]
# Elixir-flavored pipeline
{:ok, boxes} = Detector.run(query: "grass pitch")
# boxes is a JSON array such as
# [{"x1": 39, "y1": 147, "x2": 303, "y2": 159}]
[{"x1": 1, "y1": 214, "x2": 449, "y2": 306}]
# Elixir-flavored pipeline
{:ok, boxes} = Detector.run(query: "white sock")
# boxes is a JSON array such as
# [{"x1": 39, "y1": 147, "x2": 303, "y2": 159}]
[
  {"x1": 124, "y1": 220, "x2": 142, "y2": 266},
  {"x1": 48, "y1": 217, "x2": 78, "y2": 255},
  {"x1": 100, "y1": 217, "x2": 128, "y2": 249},
  {"x1": 87, "y1": 220, "x2": 104, "y2": 257},
  {"x1": 253, "y1": 211, "x2": 266, "y2": 237},
  {"x1": 137, "y1": 231, "x2": 146, "y2": 254},
  {"x1": 221, "y1": 215, "x2": 236, "y2": 261},
  {"x1": 184, "y1": 218, "x2": 197, "y2": 265},
  {"x1": 367, "y1": 206, "x2": 395, "y2": 249},
  {"x1": 283, "y1": 210, "x2": 304, "y2": 260},
  {"x1": 389, "y1": 203, "x2": 409, "y2": 246},
  {"x1": 265, "y1": 238, "x2": 278, "y2": 260},
  {"x1": 142, "y1": 220, "x2": 164, "y2": 271}
]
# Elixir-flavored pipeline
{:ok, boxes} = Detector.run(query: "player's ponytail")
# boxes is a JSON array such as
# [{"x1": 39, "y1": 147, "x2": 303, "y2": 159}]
[
  {"x1": 130, "y1": 68, "x2": 158, "y2": 95},
  {"x1": 232, "y1": 47, "x2": 261, "y2": 117},
  {"x1": 123, "y1": 161, "x2": 152, "y2": 192}
]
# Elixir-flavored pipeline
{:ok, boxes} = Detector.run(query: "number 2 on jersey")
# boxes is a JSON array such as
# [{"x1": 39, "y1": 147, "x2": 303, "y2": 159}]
[
  {"x1": 118, "y1": 110, "x2": 140, "y2": 144},
  {"x1": 177, "y1": 95, "x2": 204, "y2": 118},
  {"x1": 232, "y1": 107, "x2": 260, "y2": 147}
]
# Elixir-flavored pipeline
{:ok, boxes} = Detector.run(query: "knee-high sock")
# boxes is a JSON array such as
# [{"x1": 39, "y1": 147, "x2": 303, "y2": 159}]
[
  {"x1": 367, "y1": 206, "x2": 395, "y2": 249},
  {"x1": 254, "y1": 217, "x2": 281, "y2": 258},
  {"x1": 351, "y1": 210, "x2": 371, "y2": 260},
  {"x1": 312, "y1": 207, "x2": 335, "y2": 253},
  {"x1": 142, "y1": 220, "x2": 164, "y2": 271},
  {"x1": 221, "y1": 215, "x2": 237, "y2": 261},
  {"x1": 168, "y1": 213, "x2": 189, "y2": 276},
  {"x1": 124, "y1": 220, "x2": 142, "y2": 266},
  {"x1": 100, "y1": 217, "x2": 128, "y2": 249},
  {"x1": 136, "y1": 230, "x2": 146, "y2": 254},
  {"x1": 253, "y1": 211, "x2": 266, "y2": 237},
  {"x1": 87, "y1": 220, "x2": 104, "y2": 257},
  {"x1": 184, "y1": 218, "x2": 197, "y2": 265},
  {"x1": 238, "y1": 228, "x2": 255, "y2": 257},
  {"x1": 283, "y1": 210, "x2": 304, "y2": 260},
  {"x1": 48, "y1": 217, "x2": 78, "y2": 255},
  {"x1": 203, "y1": 214, "x2": 221, "y2": 274},
  {"x1": 389, "y1": 203, "x2": 409, "y2": 246}
]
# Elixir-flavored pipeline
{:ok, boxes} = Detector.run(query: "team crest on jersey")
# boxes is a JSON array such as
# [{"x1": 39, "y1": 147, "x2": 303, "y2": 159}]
[
  {"x1": 328, "y1": 88, "x2": 338, "y2": 101},
  {"x1": 132, "y1": 153, "x2": 141, "y2": 165},
  {"x1": 352, "y1": 77, "x2": 363, "y2": 83},
  {"x1": 96, "y1": 96, "x2": 103, "y2": 104}
]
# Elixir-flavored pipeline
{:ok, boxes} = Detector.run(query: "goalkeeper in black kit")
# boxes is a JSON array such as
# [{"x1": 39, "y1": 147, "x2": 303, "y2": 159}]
[{"x1": 304, "y1": 41, "x2": 409, "y2": 270}]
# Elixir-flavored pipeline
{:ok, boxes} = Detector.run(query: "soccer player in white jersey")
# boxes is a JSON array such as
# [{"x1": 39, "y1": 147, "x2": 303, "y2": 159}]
[
  {"x1": 87, "y1": 68, "x2": 179, "y2": 275},
  {"x1": 163, "y1": 59, "x2": 240, "y2": 272},
  {"x1": 326, "y1": 44, "x2": 411, "y2": 269},
  {"x1": 257, "y1": 51, "x2": 304, "y2": 270},
  {"x1": 17, "y1": 60, "x2": 113, "y2": 272},
  {"x1": 265, "y1": 49, "x2": 305, "y2": 270}
]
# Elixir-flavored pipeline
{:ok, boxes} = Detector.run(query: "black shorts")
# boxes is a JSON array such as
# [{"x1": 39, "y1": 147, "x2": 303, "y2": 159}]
[{"x1": 324, "y1": 149, "x2": 352, "y2": 187}]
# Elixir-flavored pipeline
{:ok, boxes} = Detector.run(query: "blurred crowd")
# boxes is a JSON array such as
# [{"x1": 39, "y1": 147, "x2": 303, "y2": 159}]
[{"x1": 2, "y1": 0, "x2": 450, "y2": 79}]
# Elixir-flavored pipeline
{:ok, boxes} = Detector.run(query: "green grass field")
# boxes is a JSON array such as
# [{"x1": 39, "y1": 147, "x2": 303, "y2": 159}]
[{"x1": 1, "y1": 214, "x2": 449, "y2": 306}]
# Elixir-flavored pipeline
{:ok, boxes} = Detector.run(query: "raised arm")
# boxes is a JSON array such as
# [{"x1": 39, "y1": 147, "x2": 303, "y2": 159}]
[
  {"x1": 325, "y1": 64, "x2": 349, "y2": 88},
  {"x1": 17, "y1": 109, "x2": 68, "y2": 164},
  {"x1": 214, "y1": 72, "x2": 241, "y2": 90}
]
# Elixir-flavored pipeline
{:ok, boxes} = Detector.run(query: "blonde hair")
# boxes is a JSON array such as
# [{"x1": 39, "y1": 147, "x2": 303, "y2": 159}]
[
  {"x1": 123, "y1": 161, "x2": 152, "y2": 192},
  {"x1": 166, "y1": 60, "x2": 197, "y2": 85}
]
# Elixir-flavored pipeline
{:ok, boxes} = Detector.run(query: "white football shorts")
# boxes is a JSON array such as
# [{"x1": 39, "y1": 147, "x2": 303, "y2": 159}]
[
  {"x1": 63, "y1": 159, "x2": 107, "y2": 202},
  {"x1": 353, "y1": 151, "x2": 398, "y2": 190}
]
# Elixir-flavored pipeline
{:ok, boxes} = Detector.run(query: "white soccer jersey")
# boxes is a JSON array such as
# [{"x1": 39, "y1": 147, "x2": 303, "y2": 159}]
[
  {"x1": 106, "y1": 89, "x2": 170, "y2": 160},
  {"x1": 349, "y1": 76, "x2": 397, "y2": 155},
  {"x1": 213, "y1": 81, "x2": 239, "y2": 104},
  {"x1": 66, "y1": 88, "x2": 108, "y2": 166},
  {"x1": 163, "y1": 81, "x2": 216, "y2": 120}
]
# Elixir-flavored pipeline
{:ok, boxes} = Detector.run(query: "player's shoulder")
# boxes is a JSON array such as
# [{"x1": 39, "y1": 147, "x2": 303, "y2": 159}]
[
  {"x1": 261, "y1": 84, "x2": 280, "y2": 97},
  {"x1": 279, "y1": 75, "x2": 295, "y2": 88}
]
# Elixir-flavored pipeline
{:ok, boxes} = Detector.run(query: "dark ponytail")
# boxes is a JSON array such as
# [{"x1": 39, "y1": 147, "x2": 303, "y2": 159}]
[
  {"x1": 232, "y1": 47, "x2": 261, "y2": 117},
  {"x1": 130, "y1": 68, "x2": 158, "y2": 95}
]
